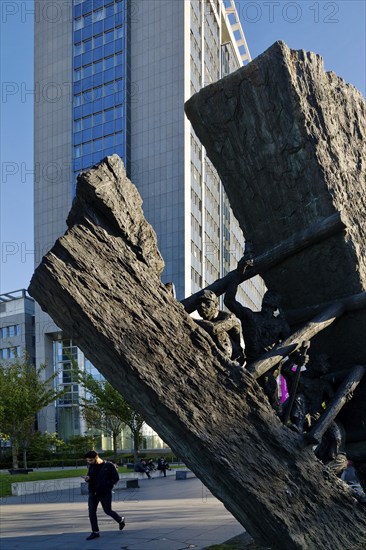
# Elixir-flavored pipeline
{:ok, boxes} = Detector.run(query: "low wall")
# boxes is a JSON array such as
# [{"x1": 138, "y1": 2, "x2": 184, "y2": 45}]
[{"x1": 11, "y1": 469, "x2": 177, "y2": 496}]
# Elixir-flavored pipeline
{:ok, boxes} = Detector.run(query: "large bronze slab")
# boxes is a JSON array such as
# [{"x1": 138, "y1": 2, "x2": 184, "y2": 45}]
[{"x1": 29, "y1": 155, "x2": 366, "y2": 549}]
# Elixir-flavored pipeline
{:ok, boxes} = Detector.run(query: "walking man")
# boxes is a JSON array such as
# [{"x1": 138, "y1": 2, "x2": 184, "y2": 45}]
[{"x1": 83, "y1": 450, "x2": 126, "y2": 540}]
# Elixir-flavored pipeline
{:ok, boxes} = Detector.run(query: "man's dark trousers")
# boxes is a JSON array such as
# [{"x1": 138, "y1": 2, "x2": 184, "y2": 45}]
[{"x1": 88, "y1": 491, "x2": 122, "y2": 532}]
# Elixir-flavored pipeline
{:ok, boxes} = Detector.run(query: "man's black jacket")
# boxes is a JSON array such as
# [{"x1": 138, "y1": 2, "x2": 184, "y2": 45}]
[{"x1": 87, "y1": 461, "x2": 119, "y2": 495}]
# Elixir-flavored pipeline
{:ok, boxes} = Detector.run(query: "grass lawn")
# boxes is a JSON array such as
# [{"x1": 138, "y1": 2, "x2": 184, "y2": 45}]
[{"x1": 0, "y1": 466, "x2": 131, "y2": 498}]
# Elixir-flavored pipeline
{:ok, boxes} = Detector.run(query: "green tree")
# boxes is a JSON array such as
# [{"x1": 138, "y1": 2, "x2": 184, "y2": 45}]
[
  {"x1": 75, "y1": 370, "x2": 145, "y2": 461},
  {"x1": 62, "y1": 434, "x2": 97, "y2": 458},
  {"x1": 0, "y1": 355, "x2": 65, "y2": 469},
  {"x1": 27, "y1": 431, "x2": 65, "y2": 462}
]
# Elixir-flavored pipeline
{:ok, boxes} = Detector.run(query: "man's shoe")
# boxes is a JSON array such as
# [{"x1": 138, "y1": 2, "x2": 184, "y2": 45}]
[
  {"x1": 119, "y1": 517, "x2": 126, "y2": 530},
  {"x1": 86, "y1": 532, "x2": 100, "y2": 540}
]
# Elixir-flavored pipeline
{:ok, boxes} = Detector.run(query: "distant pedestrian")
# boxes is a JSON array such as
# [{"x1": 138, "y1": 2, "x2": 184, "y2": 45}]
[{"x1": 83, "y1": 450, "x2": 125, "y2": 540}]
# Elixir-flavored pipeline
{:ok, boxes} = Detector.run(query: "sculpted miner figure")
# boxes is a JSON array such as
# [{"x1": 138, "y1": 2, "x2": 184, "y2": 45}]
[
  {"x1": 224, "y1": 254, "x2": 290, "y2": 410},
  {"x1": 315, "y1": 420, "x2": 348, "y2": 476},
  {"x1": 282, "y1": 352, "x2": 334, "y2": 432},
  {"x1": 195, "y1": 290, "x2": 244, "y2": 364},
  {"x1": 224, "y1": 264, "x2": 290, "y2": 361}
]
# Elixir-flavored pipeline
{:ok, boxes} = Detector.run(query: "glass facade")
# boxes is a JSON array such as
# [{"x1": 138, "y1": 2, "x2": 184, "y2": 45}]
[
  {"x1": 54, "y1": 338, "x2": 106, "y2": 440},
  {"x1": 54, "y1": 339, "x2": 80, "y2": 440},
  {"x1": 72, "y1": 0, "x2": 128, "y2": 183}
]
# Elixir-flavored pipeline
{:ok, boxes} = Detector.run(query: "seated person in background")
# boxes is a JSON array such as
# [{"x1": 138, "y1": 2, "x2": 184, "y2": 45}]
[
  {"x1": 134, "y1": 459, "x2": 151, "y2": 479},
  {"x1": 147, "y1": 458, "x2": 156, "y2": 472},
  {"x1": 195, "y1": 290, "x2": 244, "y2": 364}
]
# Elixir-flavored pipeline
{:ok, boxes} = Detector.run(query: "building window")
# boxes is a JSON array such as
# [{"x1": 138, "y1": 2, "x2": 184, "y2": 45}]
[
  {"x1": 191, "y1": 267, "x2": 202, "y2": 288},
  {"x1": 1, "y1": 324, "x2": 21, "y2": 339}
]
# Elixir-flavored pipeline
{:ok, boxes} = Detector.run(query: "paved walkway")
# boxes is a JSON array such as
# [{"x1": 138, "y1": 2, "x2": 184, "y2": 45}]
[{"x1": 0, "y1": 475, "x2": 245, "y2": 550}]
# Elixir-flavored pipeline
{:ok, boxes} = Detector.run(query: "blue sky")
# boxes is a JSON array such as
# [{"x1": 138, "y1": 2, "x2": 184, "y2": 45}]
[{"x1": 0, "y1": 0, "x2": 365, "y2": 295}]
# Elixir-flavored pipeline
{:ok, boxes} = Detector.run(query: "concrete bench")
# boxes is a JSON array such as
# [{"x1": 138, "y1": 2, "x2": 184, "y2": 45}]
[
  {"x1": 124, "y1": 478, "x2": 139, "y2": 488},
  {"x1": 175, "y1": 470, "x2": 195, "y2": 480},
  {"x1": 12, "y1": 478, "x2": 80, "y2": 496}
]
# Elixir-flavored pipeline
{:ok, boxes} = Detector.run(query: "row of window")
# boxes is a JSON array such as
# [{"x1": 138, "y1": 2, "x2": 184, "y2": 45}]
[
  {"x1": 223, "y1": 248, "x2": 232, "y2": 265},
  {"x1": 204, "y1": 1, "x2": 220, "y2": 40},
  {"x1": 74, "y1": 27, "x2": 124, "y2": 56},
  {"x1": 75, "y1": 77, "x2": 124, "y2": 100},
  {"x1": 75, "y1": 11, "x2": 123, "y2": 33},
  {"x1": 222, "y1": 202, "x2": 231, "y2": 221},
  {"x1": 58, "y1": 367, "x2": 78, "y2": 384},
  {"x1": 74, "y1": 105, "x2": 124, "y2": 132},
  {"x1": 191, "y1": 134, "x2": 201, "y2": 158},
  {"x1": 205, "y1": 160, "x2": 220, "y2": 190},
  {"x1": 191, "y1": 188, "x2": 202, "y2": 212},
  {"x1": 73, "y1": 147, "x2": 120, "y2": 173},
  {"x1": 204, "y1": 48, "x2": 219, "y2": 78},
  {"x1": 191, "y1": 4, "x2": 201, "y2": 29},
  {"x1": 191, "y1": 55, "x2": 202, "y2": 87},
  {"x1": 206, "y1": 0, "x2": 220, "y2": 17},
  {"x1": 58, "y1": 390, "x2": 80, "y2": 406},
  {"x1": 206, "y1": 257, "x2": 220, "y2": 279},
  {"x1": 74, "y1": 0, "x2": 123, "y2": 22},
  {"x1": 204, "y1": 185, "x2": 220, "y2": 215},
  {"x1": 191, "y1": 267, "x2": 203, "y2": 288},
  {"x1": 1, "y1": 324, "x2": 21, "y2": 339},
  {"x1": 74, "y1": 38, "x2": 123, "y2": 68},
  {"x1": 74, "y1": 0, "x2": 118, "y2": 12},
  {"x1": 74, "y1": 26, "x2": 122, "y2": 47},
  {"x1": 191, "y1": 242, "x2": 202, "y2": 263},
  {"x1": 74, "y1": 52, "x2": 124, "y2": 80},
  {"x1": 205, "y1": 209, "x2": 220, "y2": 238},
  {"x1": 0, "y1": 346, "x2": 21, "y2": 359},
  {"x1": 74, "y1": 71, "x2": 124, "y2": 97},
  {"x1": 204, "y1": 233, "x2": 220, "y2": 262},
  {"x1": 74, "y1": 93, "x2": 124, "y2": 119},
  {"x1": 55, "y1": 340, "x2": 79, "y2": 403},
  {"x1": 74, "y1": 131, "x2": 124, "y2": 157},
  {"x1": 190, "y1": 31, "x2": 202, "y2": 63},
  {"x1": 191, "y1": 213, "x2": 202, "y2": 238},
  {"x1": 191, "y1": 162, "x2": 202, "y2": 186},
  {"x1": 74, "y1": 119, "x2": 124, "y2": 144},
  {"x1": 191, "y1": 0, "x2": 202, "y2": 19},
  {"x1": 191, "y1": 82, "x2": 199, "y2": 97}
]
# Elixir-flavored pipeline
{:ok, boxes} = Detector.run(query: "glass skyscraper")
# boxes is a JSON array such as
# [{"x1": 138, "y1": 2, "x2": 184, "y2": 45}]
[{"x1": 34, "y1": 0, "x2": 265, "y2": 443}]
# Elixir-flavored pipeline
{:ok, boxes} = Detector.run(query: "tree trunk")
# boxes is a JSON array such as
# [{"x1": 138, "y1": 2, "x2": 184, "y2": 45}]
[
  {"x1": 29, "y1": 155, "x2": 366, "y2": 549},
  {"x1": 23, "y1": 447, "x2": 28, "y2": 469},
  {"x1": 12, "y1": 442, "x2": 19, "y2": 469},
  {"x1": 133, "y1": 428, "x2": 141, "y2": 461},
  {"x1": 112, "y1": 431, "x2": 118, "y2": 462}
]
